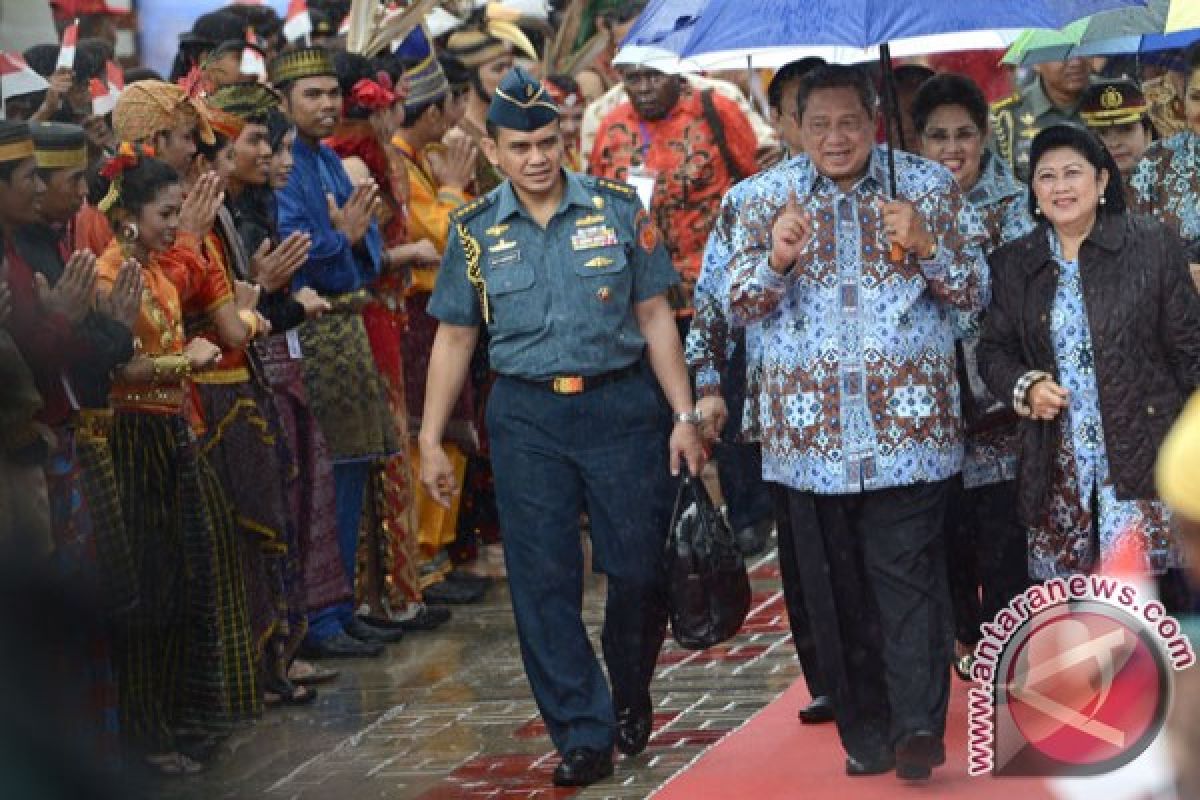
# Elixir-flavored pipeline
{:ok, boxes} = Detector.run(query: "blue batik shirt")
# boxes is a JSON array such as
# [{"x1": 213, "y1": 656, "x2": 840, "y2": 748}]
[
  {"x1": 276, "y1": 136, "x2": 383, "y2": 295},
  {"x1": 725, "y1": 147, "x2": 990, "y2": 494}
]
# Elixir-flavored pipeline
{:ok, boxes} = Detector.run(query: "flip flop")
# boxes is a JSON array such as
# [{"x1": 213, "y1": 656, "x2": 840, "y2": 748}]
[{"x1": 288, "y1": 660, "x2": 340, "y2": 686}]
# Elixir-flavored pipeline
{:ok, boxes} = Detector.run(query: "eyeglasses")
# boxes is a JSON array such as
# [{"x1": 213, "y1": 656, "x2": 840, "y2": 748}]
[
  {"x1": 921, "y1": 128, "x2": 981, "y2": 145},
  {"x1": 802, "y1": 117, "x2": 868, "y2": 137}
]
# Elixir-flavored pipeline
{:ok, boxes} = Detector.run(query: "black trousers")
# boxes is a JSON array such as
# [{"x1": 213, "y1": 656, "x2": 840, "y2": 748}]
[
  {"x1": 769, "y1": 484, "x2": 826, "y2": 697},
  {"x1": 777, "y1": 481, "x2": 954, "y2": 760},
  {"x1": 945, "y1": 477, "x2": 1032, "y2": 646}
]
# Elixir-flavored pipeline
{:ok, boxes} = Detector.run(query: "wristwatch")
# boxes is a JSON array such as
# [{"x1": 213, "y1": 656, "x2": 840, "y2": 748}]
[{"x1": 674, "y1": 409, "x2": 703, "y2": 425}]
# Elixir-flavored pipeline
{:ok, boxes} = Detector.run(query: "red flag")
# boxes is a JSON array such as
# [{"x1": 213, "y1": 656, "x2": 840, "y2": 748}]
[
  {"x1": 284, "y1": 0, "x2": 313, "y2": 42},
  {"x1": 105, "y1": 60, "x2": 124, "y2": 91},
  {"x1": 56, "y1": 19, "x2": 79, "y2": 71},
  {"x1": 90, "y1": 77, "x2": 117, "y2": 116}
]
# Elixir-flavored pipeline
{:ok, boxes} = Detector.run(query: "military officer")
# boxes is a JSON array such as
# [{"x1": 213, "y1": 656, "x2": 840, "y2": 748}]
[
  {"x1": 418, "y1": 67, "x2": 706, "y2": 788},
  {"x1": 990, "y1": 57, "x2": 1092, "y2": 181}
]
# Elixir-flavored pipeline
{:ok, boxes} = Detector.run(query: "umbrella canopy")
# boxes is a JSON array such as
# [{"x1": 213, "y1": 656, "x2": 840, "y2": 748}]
[
  {"x1": 1166, "y1": 0, "x2": 1200, "y2": 32},
  {"x1": 677, "y1": 0, "x2": 1148, "y2": 65},
  {"x1": 1002, "y1": 19, "x2": 1089, "y2": 65}
]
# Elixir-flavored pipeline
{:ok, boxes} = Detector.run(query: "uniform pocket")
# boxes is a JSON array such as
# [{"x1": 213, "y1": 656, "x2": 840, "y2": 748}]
[
  {"x1": 572, "y1": 245, "x2": 633, "y2": 324},
  {"x1": 485, "y1": 259, "x2": 543, "y2": 333}
]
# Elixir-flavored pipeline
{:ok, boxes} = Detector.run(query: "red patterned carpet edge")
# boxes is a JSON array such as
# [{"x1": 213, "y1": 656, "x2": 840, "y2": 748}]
[{"x1": 651, "y1": 679, "x2": 1061, "y2": 800}]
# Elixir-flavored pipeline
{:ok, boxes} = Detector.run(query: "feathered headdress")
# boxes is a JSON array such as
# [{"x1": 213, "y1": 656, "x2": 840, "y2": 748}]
[{"x1": 97, "y1": 141, "x2": 156, "y2": 214}]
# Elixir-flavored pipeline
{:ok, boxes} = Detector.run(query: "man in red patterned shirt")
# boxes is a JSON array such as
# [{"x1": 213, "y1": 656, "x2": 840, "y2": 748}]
[{"x1": 588, "y1": 66, "x2": 759, "y2": 314}]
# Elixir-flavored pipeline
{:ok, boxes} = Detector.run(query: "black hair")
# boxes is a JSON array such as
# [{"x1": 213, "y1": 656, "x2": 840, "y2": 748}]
[
  {"x1": 196, "y1": 131, "x2": 232, "y2": 163},
  {"x1": 22, "y1": 44, "x2": 59, "y2": 78},
  {"x1": 1027, "y1": 124, "x2": 1126, "y2": 217},
  {"x1": 910, "y1": 73, "x2": 989, "y2": 136},
  {"x1": 795, "y1": 64, "x2": 877, "y2": 122},
  {"x1": 170, "y1": 9, "x2": 246, "y2": 82},
  {"x1": 88, "y1": 156, "x2": 180, "y2": 217},
  {"x1": 402, "y1": 96, "x2": 449, "y2": 128},
  {"x1": 767, "y1": 57, "x2": 825, "y2": 112},
  {"x1": 266, "y1": 108, "x2": 293, "y2": 150},
  {"x1": 892, "y1": 64, "x2": 935, "y2": 93},
  {"x1": 0, "y1": 161, "x2": 22, "y2": 184},
  {"x1": 73, "y1": 39, "x2": 112, "y2": 86},
  {"x1": 123, "y1": 66, "x2": 163, "y2": 84},
  {"x1": 545, "y1": 73, "x2": 581, "y2": 97},
  {"x1": 1186, "y1": 42, "x2": 1200, "y2": 78},
  {"x1": 333, "y1": 50, "x2": 378, "y2": 120},
  {"x1": 223, "y1": 3, "x2": 283, "y2": 41}
]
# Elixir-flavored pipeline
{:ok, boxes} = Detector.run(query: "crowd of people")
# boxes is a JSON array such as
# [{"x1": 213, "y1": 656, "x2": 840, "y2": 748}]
[{"x1": 2, "y1": 0, "x2": 1200, "y2": 794}]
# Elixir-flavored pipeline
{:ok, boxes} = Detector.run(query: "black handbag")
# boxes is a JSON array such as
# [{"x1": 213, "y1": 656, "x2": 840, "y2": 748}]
[
  {"x1": 664, "y1": 468, "x2": 752, "y2": 650},
  {"x1": 957, "y1": 337, "x2": 1017, "y2": 435}
]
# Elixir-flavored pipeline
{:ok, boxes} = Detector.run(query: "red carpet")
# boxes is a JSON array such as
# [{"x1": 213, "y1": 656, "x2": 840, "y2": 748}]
[{"x1": 652, "y1": 680, "x2": 1060, "y2": 800}]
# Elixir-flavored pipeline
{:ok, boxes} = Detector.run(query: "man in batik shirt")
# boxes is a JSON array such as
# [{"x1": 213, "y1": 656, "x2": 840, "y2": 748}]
[{"x1": 723, "y1": 65, "x2": 988, "y2": 783}]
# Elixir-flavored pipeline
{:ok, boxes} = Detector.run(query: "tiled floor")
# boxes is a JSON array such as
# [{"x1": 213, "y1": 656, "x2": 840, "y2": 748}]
[{"x1": 151, "y1": 546, "x2": 800, "y2": 799}]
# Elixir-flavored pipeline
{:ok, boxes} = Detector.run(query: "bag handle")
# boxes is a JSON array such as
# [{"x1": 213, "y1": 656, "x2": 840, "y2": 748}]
[{"x1": 699, "y1": 89, "x2": 744, "y2": 183}]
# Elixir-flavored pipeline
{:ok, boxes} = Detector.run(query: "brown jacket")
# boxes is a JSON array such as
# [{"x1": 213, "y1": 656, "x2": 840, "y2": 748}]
[{"x1": 979, "y1": 213, "x2": 1200, "y2": 524}]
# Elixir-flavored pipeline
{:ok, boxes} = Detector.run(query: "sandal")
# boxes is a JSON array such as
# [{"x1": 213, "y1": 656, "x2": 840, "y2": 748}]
[
  {"x1": 263, "y1": 675, "x2": 319, "y2": 706},
  {"x1": 288, "y1": 659, "x2": 340, "y2": 686}
]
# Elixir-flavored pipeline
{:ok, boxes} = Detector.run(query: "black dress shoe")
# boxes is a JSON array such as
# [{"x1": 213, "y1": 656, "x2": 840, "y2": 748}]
[
  {"x1": 344, "y1": 616, "x2": 406, "y2": 644},
  {"x1": 895, "y1": 730, "x2": 942, "y2": 781},
  {"x1": 423, "y1": 579, "x2": 487, "y2": 605},
  {"x1": 298, "y1": 632, "x2": 383, "y2": 659},
  {"x1": 552, "y1": 748, "x2": 614, "y2": 787},
  {"x1": 798, "y1": 695, "x2": 835, "y2": 724},
  {"x1": 616, "y1": 705, "x2": 653, "y2": 756},
  {"x1": 845, "y1": 752, "x2": 894, "y2": 776}
]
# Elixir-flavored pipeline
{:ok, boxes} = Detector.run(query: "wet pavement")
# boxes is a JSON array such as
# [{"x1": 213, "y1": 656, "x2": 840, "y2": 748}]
[{"x1": 150, "y1": 544, "x2": 798, "y2": 800}]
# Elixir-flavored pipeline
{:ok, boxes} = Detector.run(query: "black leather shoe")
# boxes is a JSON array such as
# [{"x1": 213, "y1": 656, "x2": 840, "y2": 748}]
[
  {"x1": 798, "y1": 694, "x2": 835, "y2": 724},
  {"x1": 734, "y1": 518, "x2": 773, "y2": 557},
  {"x1": 616, "y1": 705, "x2": 653, "y2": 756},
  {"x1": 344, "y1": 617, "x2": 406, "y2": 644},
  {"x1": 895, "y1": 730, "x2": 942, "y2": 781},
  {"x1": 423, "y1": 579, "x2": 487, "y2": 605},
  {"x1": 298, "y1": 632, "x2": 383, "y2": 659},
  {"x1": 552, "y1": 748, "x2": 614, "y2": 787},
  {"x1": 845, "y1": 752, "x2": 894, "y2": 776}
]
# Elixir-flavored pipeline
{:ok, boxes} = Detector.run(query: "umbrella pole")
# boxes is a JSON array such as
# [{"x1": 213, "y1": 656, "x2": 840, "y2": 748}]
[{"x1": 880, "y1": 42, "x2": 905, "y2": 263}]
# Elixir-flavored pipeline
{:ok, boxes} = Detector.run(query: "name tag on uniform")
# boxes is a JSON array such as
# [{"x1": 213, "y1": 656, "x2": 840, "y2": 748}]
[
  {"x1": 286, "y1": 329, "x2": 303, "y2": 359},
  {"x1": 571, "y1": 225, "x2": 619, "y2": 251},
  {"x1": 490, "y1": 249, "x2": 522, "y2": 267},
  {"x1": 489, "y1": 238, "x2": 517, "y2": 252},
  {"x1": 584, "y1": 256, "x2": 614, "y2": 269},
  {"x1": 575, "y1": 214, "x2": 605, "y2": 227}
]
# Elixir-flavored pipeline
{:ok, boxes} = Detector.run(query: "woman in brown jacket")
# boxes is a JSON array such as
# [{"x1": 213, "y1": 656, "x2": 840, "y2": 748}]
[{"x1": 979, "y1": 124, "x2": 1200, "y2": 580}]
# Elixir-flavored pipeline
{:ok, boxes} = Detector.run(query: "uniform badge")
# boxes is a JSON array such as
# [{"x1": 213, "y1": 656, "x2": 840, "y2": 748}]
[
  {"x1": 485, "y1": 223, "x2": 509, "y2": 237},
  {"x1": 592, "y1": 195, "x2": 604, "y2": 209},
  {"x1": 596, "y1": 286, "x2": 612, "y2": 302},
  {"x1": 575, "y1": 214, "x2": 605, "y2": 227},
  {"x1": 1020, "y1": 112, "x2": 1035, "y2": 126},
  {"x1": 635, "y1": 208, "x2": 658, "y2": 253},
  {"x1": 584, "y1": 256, "x2": 614, "y2": 269},
  {"x1": 489, "y1": 239, "x2": 517, "y2": 252}
]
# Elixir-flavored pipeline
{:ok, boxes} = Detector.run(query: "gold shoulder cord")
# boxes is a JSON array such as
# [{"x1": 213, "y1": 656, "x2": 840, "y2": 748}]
[{"x1": 458, "y1": 220, "x2": 490, "y2": 324}]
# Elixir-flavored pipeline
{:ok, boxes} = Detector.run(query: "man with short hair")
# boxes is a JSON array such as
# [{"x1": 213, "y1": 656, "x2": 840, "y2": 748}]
[
  {"x1": 767, "y1": 58, "x2": 826, "y2": 156},
  {"x1": 420, "y1": 67, "x2": 704, "y2": 787},
  {"x1": 272, "y1": 46, "x2": 402, "y2": 659},
  {"x1": 723, "y1": 64, "x2": 988, "y2": 782},
  {"x1": 990, "y1": 56, "x2": 1092, "y2": 180}
]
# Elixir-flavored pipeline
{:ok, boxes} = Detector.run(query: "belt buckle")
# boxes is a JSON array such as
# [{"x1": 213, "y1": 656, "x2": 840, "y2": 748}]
[{"x1": 552, "y1": 375, "x2": 585, "y2": 395}]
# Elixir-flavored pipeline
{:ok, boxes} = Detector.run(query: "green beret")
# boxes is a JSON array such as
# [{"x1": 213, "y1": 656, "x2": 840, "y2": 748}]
[{"x1": 487, "y1": 66, "x2": 559, "y2": 132}]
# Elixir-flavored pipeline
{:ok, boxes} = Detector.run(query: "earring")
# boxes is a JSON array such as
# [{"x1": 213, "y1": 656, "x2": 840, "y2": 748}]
[
  {"x1": 1034, "y1": 206, "x2": 1041, "y2": 216},
  {"x1": 1099, "y1": 196, "x2": 1106, "y2": 206},
  {"x1": 120, "y1": 222, "x2": 139, "y2": 242}
]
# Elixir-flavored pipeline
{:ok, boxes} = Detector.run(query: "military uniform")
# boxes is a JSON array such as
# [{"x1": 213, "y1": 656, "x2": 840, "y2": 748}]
[
  {"x1": 989, "y1": 77, "x2": 1085, "y2": 182},
  {"x1": 427, "y1": 69, "x2": 682, "y2": 766}
]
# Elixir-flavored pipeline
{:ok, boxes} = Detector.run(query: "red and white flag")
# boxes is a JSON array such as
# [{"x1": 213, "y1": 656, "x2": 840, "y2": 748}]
[
  {"x1": 57, "y1": 18, "x2": 79, "y2": 71},
  {"x1": 0, "y1": 52, "x2": 50, "y2": 116},
  {"x1": 284, "y1": 0, "x2": 313, "y2": 43},
  {"x1": 240, "y1": 28, "x2": 267, "y2": 80},
  {"x1": 90, "y1": 60, "x2": 124, "y2": 115}
]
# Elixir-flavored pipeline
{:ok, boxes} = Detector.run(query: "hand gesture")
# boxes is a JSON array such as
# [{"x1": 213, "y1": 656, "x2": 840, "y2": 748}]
[
  {"x1": 252, "y1": 232, "x2": 311, "y2": 292},
  {"x1": 34, "y1": 250, "x2": 96, "y2": 323},
  {"x1": 769, "y1": 190, "x2": 814, "y2": 274},
  {"x1": 293, "y1": 287, "x2": 331, "y2": 318},
  {"x1": 326, "y1": 183, "x2": 378, "y2": 245},
  {"x1": 408, "y1": 238, "x2": 441, "y2": 266},
  {"x1": 880, "y1": 199, "x2": 934, "y2": 256},
  {"x1": 179, "y1": 172, "x2": 225, "y2": 240},
  {"x1": 1028, "y1": 379, "x2": 1069, "y2": 422},
  {"x1": 696, "y1": 395, "x2": 729, "y2": 444},
  {"x1": 96, "y1": 258, "x2": 143, "y2": 328},
  {"x1": 419, "y1": 439, "x2": 459, "y2": 508},
  {"x1": 428, "y1": 135, "x2": 477, "y2": 192},
  {"x1": 183, "y1": 337, "x2": 222, "y2": 371},
  {"x1": 234, "y1": 280, "x2": 261, "y2": 312},
  {"x1": 33, "y1": 68, "x2": 74, "y2": 121},
  {"x1": 670, "y1": 419, "x2": 708, "y2": 477}
]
